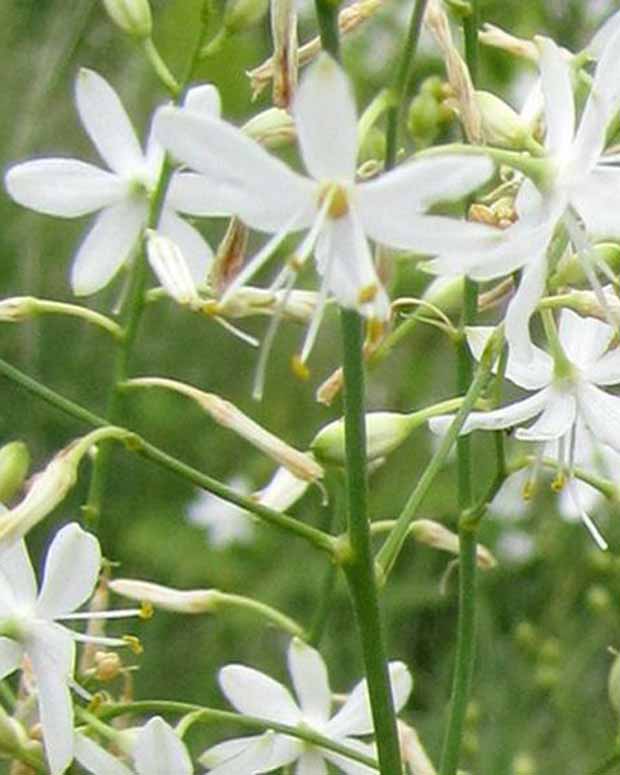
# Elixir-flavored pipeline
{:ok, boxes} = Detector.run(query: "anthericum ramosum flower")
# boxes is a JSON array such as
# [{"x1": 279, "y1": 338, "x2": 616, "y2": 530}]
[
  {"x1": 429, "y1": 310, "x2": 620, "y2": 548},
  {"x1": 155, "y1": 53, "x2": 494, "y2": 364},
  {"x1": 426, "y1": 27, "x2": 620, "y2": 360},
  {"x1": 0, "y1": 523, "x2": 141, "y2": 774},
  {"x1": 75, "y1": 716, "x2": 193, "y2": 775},
  {"x1": 5, "y1": 70, "x2": 226, "y2": 295},
  {"x1": 201, "y1": 637, "x2": 412, "y2": 775}
]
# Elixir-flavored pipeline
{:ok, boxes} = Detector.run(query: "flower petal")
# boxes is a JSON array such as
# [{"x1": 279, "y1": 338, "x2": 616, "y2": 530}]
[
  {"x1": 359, "y1": 155, "x2": 494, "y2": 217},
  {"x1": 327, "y1": 661, "x2": 412, "y2": 738},
  {"x1": 158, "y1": 209, "x2": 213, "y2": 284},
  {"x1": 219, "y1": 664, "x2": 301, "y2": 724},
  {"x1": 536, "y1": 36, "x2": 575, "y2": 157},
  {"x1": 75, "y1": 69, "x2": 145, "y2": 176},
  {"x1": 71, "y1": 198, "x2": 147, "y2": 295},
  {"x1": 165, "y1": 172, "x2": 232, "y2": 218},
  {"x1": 201, "y1": 733, "x2": 281, "y2": 774},
  {"x1": 134, "y1": 717, "x2": 192, "y2": 775},
  {"x1": 578, "y1": 383, "x2": 620, "y2": 453},
  {"x1": 5, "y1": 159, "x2": 127, "y2": 217},
  {"x1": 74, "y1": 734, "x2": 134, "y2": 775},
  {"x1": 0, "y1": 538, "x2": 37, "y2": 609},
  {"x1": 296, "y1": 748, "x2": 328, "y2": 775},
  {"x1": 287, "y1": 638, "x2": 331, "y2": 724},
  {"x1": 570, "y1": 167, "x2": 620, "y2": 239},
  {"x1": 505, "y1": 254, "x2": 548, "y2": 363},
  {"x1": 184, "y1": 84, "x2": 222, "y2": 118},
  {"x1": 293, "y1": 54, "x2": 357, "y2": 181},
  {"x1": 586, "y1": 345, "x2": 620, "y2": 385},
  {"x1": 155, "y1": 107, "x2": 315, "y2": 232},
  {"x1": 515, "y1": 389, "x2": 576, "y2": 441},
  {"x1": 36, "y1": 523, "x2": 101, "y2": 619},
  {"x1": 558, "y1": 308, "x2": 614, "y2": 369},
  {"x1": 27, "y1": 621, "x2": 75, "y2": 775},
  {"x1": 323, "y1": 738, "x2": 377, "y2": 775}
]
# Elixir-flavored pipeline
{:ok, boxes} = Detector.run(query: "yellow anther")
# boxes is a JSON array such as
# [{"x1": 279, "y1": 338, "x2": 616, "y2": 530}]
[
  {"x1": 139, "y1": 601, "x2": 154, "y2": 620},
  {"x1": 317, "y1": 182, "x2": 349, "y2": 219},
  {"x1": 366, "y1": 317, "x2": 385, "y2": 345},
  {"x1": 522, "y1": 480, "x2": 536, "y2": 501},
  {"x1": 122, "y1": 635, "x2": 144, "y2": 655},
  {"x1": 551, "y1": 473, "x2": 566, "y2": 493},
  {"x1": 287, "y1": 254, "x2": 304, "y2": 272},
  {"x1": 291, "y1": 354, "x2": 311, "y2": 381},
  {"x1": 358, "y1": 283, "x2": 378, "y2": 304}
]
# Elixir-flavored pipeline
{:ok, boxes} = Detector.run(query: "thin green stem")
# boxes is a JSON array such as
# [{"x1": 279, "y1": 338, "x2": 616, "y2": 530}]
[
  {"x1": 384, "y1": 0, "x2": 430, "y2": 170},
  {"x1": 376, "y1": 325, "x2": 503, "y2": 580},
  {"x1": 0, "y1": 357, "x2": 336, "y2": 554},
  {"x1": 210, "y1": 591, "x2": 307, "y2": 639},
  {"x1": 340, "y1": 309, "x2": 402, "y2": 775},
  {"x1": 143, "y1": 37, "x2": 181, "y2": 97},
  {"x1": 314, "y1": 0, "x2": 341, "y2": 60}
]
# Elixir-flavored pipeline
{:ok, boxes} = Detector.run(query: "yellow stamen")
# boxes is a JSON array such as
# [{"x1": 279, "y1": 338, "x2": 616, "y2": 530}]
[
  {"x1": 122, "y1": 635, "x2": 143, "y2": 655},
  {"x1": 291, "y1": 354, "x2": 311, "y2": 381},
  {"x1": 317, "y1": 182, "x2": 349, "y2": 219},
  {"x1": 358, "y1": 283, "x2": 378, "y2": 304},
  {"x1": 139, "y1": 602, "x2": 154, "y2": 620}
]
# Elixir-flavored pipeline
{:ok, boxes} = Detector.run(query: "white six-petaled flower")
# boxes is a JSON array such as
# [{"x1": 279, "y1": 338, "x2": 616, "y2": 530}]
[
  {"x1": 5, "y1": 70, "x2": 225, "y2": 295},
  {"x1": 201, "y1": 637, "x2": 412, "y2": 775}
]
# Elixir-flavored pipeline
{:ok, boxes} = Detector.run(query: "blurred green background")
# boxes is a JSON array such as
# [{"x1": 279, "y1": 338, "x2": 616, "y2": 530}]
[{"x1": 2, "y1": 1, "x2": 620, "y2": 773}]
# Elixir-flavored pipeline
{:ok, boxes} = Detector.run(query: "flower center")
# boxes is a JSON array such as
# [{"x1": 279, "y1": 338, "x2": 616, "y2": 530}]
[{"x1": 317, "y1": 182, "x2": 349, "y2": 219}]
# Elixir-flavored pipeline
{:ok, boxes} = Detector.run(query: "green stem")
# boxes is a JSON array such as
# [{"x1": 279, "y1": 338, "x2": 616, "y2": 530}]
[
  {"x1": 384, "y1": 0, "x2": 430, "y2": 170},
  {"x1": 340, "y1": 309, "x2": 402, "y2": 775},
  {"x1": 376, "y1": 325, "x2": 503, "y2": 580},
  {"x1": 314, "y1": 0, "x2": 341, "y2": 60},
  {"x1": 98, "y1": 701, "x2": 380, "y2": 769},
  {"x1": 0, "y1": 357, "x2": 336, "y2": 555},
  {"x1": 143, "y1": 37, "x2": 181, "y2": 97},
  {"x1": 209, "y1": 591, "x2": 307, "y2": 639}
]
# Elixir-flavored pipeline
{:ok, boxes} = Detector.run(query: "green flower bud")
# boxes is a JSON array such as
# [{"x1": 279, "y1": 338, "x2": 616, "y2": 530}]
[
  {"x1": 420, "y1": 74, "x2": 445, "y2": 100},
  {"x1": 407, "y1": 92, "x2": 442, "y2": 149},
  {"x1": 311, "y1": 412, "x2": 415, "y2": 466},
  {"x1": 550, "y1": 242, "x2": 620, "y2": 288},
  {"x1": 102, "y1": 0, "x2": 152, "y2": 39},
  {"x1": 224, "y1": 0, "x2": 269, "y2": 34},
  {"x1": 358, "y1": 126, "x2": 386, "y2": 165},
  {"x1": 609, "y1": 652, "x2": 620, "y2": 715},
  {"x1": 476, "y1": 91, "x2": 536, "y2": 150},
  {"x1": 0, "y1": 442, "x2": 29, "y2": 504}
]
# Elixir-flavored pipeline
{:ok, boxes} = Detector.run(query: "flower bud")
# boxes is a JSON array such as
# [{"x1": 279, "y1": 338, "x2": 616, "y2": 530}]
[
  {"x1": 224, "y1": 0, "x2": 269, "y2": 33},
  {"x1": 110, "y1": 579, "x2": 219, "y2": 614},
  {"x1": 0, "y1": 442, "x2": 29, "y2": 503},
  {"x1": 94, "y1": 651, "x2": 123, "y2": 682},
  {"x1": 407, "y1": 92, "x2": 442, "y2": 149},
  {"x1": 475, "y1": 91, "x2": 535, "y2": 150},
  {"x1": 242, "y1": 108, "x2": 295, "y2": 148},
  {"x1": 146, "y1": 230, "x2": 201, "y2": 307},
  {"x1": 311, "y1": 412, "x2": 415, "y2": 466},
  {"x1": 102, "y1": 0, "x2": 152, "y2": 39},
  {"x1": 410, "y1": 519, "x2": 497, "y2": 569},
  {"x1": 0, "y1": 705, "x2": 29, "y2": 756},
  {"x1": 0, "y1": 296, "x2": 37, "y2": 322}
]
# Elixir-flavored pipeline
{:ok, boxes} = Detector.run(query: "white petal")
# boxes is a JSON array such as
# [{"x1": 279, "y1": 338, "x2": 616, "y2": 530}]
[
  {"x1": 184, "y1": 84, "x2": 222, "y2": 117},
  {"x1": 165, "y1": 172, "x2": 233, "y2": 218},
  {"x1": 5, "y1": 159, "x2": 126, "y2": 217},
  {"x1": 588, "y1": 10, "x2": 620, "y2": 58},
  {"x1": 293, "y1": 54, "x2": 357, "y2": 181},
  {"x1": 296, "y1": 748, "x2": 328, "y2": 775},
  {"x1": 0, "y1": 639, "x2": 23, "y2": 679},
  {"x1": 515, "y1": 390, "x2": 576, "y2": 441},
  {"x1": 134, "y1": 717, "x2": 192, "y2": 775},
  {"x1": 219, "y1": 664, "x2": 301, "y2": 723},
  {"x1": 201, "y1": 733, "x2": 280, "y2": 774},
  {"x1": 71, "y1": 198, "x2": 147, "y2": 295},
  {"x1": 327, "y1": 662, "x2": 412, "y2": 738},
  {"x1": 74, "y1": 734, "x2": 134, "y2": 775},
  {"x1": 323, "y1": 739, "x2": 377, "y2": 775},
  {"x1": 155, "y1": 107, "x2": 315, "y2": 232},
  {"x1": 0, "y1": 538, "x2": 37, "y2": 608},
  {"x1": 587, "y1": 346, "x2": 620, "y2": 385},
  {"x1": 536, "y1": 36, "x2": 575, "y2": 157},
  {"x1": 570, "y1": 167, "x2": 620, "y2": 239},
  {"x1": 359, "y1": 155, "x2": 494, "y2": 216},
  {"x1": 287, "y1": 639, "x2": 331, "y2": 724},
  {"x1": 158, "y1": 209, "x2": 213, "y2": 284},
  {"x1": 505, "y1": 255, "x2": 548, "y2": 363},
  {"x1": 36, "y1": 523, "x2": 100, "y2": 621},
  {"x1": 558, "y1": 308, "x2": 614, "y2": 369},
  {"x1": 578, "y1": 383, "x2": 620, "y2": 453},
  {"x1": 27, "y1": 621, "x2": 75, "y2": 775},
  {"x1": 75, "y1": 69, "x2": 145, "y2": 176}
]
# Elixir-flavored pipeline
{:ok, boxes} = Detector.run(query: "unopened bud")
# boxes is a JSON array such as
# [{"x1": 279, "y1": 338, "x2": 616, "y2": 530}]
[
  {"x1": 311, "y1": 412, "x2": 415, "y2": 466},
  {"x1": 110, "y1": 578, "x2": 218, "y2": 614},
  {"x1": 255, "y1": 466, "x2": 309, "y2": 512},
  {"x1": 0, "y1": 297, "x2": 37, "y2": 322},
  {"x1": 224, "y1": 0, "x2": 269, "y2": 33},
  {"x1": 479, "y1": 23, "x2": 539, "y2": 61},
  {"x1": 242, "y1": 108, "x2": 295, "y2": 148},
  {"x1": 476, "y1": 91, "x2": 536, "y2": 150},
  {"x1": 410, "y1": 519, "x2": 497, "y2": 569},
  {"x1": 422, "y1": 276, "x2": 465, "y2": 316},
  {"x1": 408, "y1": 92, "x2": 442, "y2": 149},
  {"x1": 94, "y1": 651, "x2": 123, "y2": 682},
  {"x1": 0, "y1": 705, "x2": 29, "y2": 756},
  {"x1": 102, "y1": 0, "x2": 152, "y2": 39},
  {"x1": 146, "y1": 230, "x2": 200, "y2": 307},
  {"x1": 358, "y1": 126, "x2": 386, "y2": 164},
  {"x1": 0, "y1": 442, "x2": 30, "y2": 503}
]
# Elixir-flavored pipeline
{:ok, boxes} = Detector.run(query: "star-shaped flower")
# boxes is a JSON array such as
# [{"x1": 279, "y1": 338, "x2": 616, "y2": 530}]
[
  {"x1": 5, "y1": 69, "x2": 225, "y2": 295},
  {"x1": 430, "y1": 310, "x2": 620, "y2": 547},
  {"x1": 0, "y1": 523, "x2": 136, "y2": 774},
  {"x1": 427, "y1": 27, "x2": 620, "y2": 359},
  {"x1": 75, "y1": 716, "x2": 193, "y2": 775},
  {"x1": 201, "y1": 637, "x2": 412, "y2": 774},
  {"x1": 155, "y1": 54, "x2": 493, "y2": 360}
]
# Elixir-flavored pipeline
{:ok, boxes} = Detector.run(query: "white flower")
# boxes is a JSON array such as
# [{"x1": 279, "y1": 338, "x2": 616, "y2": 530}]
[
  {"x1": 201, "y1": 637, "x2": 412, "y2": 775},
  {"x1": 155, "y1": 54, "x2": 493, "y2": 358},
  {"x1": 187, "y1": 476, "x2": 256, "y2": 548},
  {"x1": 0, "y1": 523, "x2": 135, "y2": 774},
  {"x1": 430, "y1": 310, "x2": 620, "y2": 548},
  {"x1": 427, "y1": 28, "x2": 620, "y2": 359},
  {"x1": 5, "y1": 70, "x2": 224, "y2": 295},
  {"x1": 75, "y1": 716, "x2": 193, "y2": 775}
]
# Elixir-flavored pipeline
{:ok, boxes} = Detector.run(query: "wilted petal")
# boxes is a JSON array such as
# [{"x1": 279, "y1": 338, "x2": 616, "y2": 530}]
[
  {"x1": 293, "y1": 54, "x2": 357, "y2": 182},
  {"x1": 158, "y1": 209, "x2": 213, "y2": 284},
  {"x1": 36, "y1": 523, "x2": 101, "y2": 619},
  {"x1": 28, "y1": 621, "x2": 75, "y2": 775},
  {"x1": 219, "y1": 664, "x2": 301, "y2": 724},
  {"x1": 558, "y1": 308, "x2": 614, "y2": 369},
  {"x1": 536, "y1": 36, "x2": 575, "y2": 157},
  {"x1": 287, "y1": 639, "x2": 331, "y2": 724},
  {"x1": 76, "y1": 68, "x2": 145, "y2": 176},
  {"x1": 71, "y1": 198, "x2": 147, "y2": 295},
  {"x1": 5, "y1": 159, "x2": 127, "y2": 217},
  {"x1": 74, "y1": 734, "x2": 134, "y2": 775},
  {"x1": 578, "y1": 383, "x2": 620, "y2": 453},
  {"x1": 134, "y1": 717, "x2": 192, "y2": 775},
  {"x1": 515, "y1": 389, "x2": 576, "y2": 441}
]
